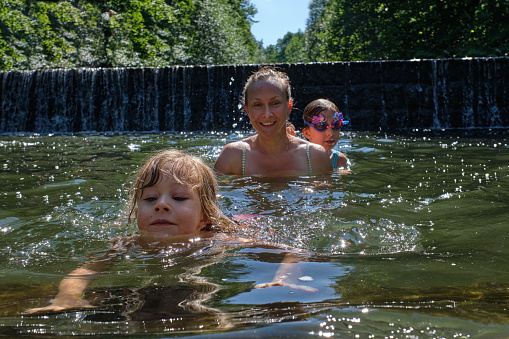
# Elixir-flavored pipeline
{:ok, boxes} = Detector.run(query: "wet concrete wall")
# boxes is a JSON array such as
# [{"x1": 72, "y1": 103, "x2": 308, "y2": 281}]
[{"x1": 0, "y1": 58, "x2": 507, "y2": 133}]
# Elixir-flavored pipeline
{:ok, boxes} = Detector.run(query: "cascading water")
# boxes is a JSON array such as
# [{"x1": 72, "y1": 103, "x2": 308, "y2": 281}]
[
  {"x1": 0, "y1": 58, "x2": 507, "y2": 134},
  {"x1": 431, "y1": 60, "x2": 445, "y2": 129}
]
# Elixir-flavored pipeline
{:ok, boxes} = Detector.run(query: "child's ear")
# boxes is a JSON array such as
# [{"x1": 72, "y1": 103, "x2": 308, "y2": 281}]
[
  {"x1": 197, "y1": 213, "x2": 210, "y2": 231},
  {"x1": 302, "y1": 127, "x2": 311, "y2": 140}
]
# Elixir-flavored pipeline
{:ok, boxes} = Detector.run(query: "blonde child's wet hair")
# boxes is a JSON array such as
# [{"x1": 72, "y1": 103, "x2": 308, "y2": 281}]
[{"x1": 127, "y1": 149, "x2": 232, "y2": 232}]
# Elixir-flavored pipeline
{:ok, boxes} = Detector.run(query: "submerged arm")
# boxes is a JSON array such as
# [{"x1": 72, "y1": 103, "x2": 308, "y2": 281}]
[
  {"x1": 25, "y1": 266, "x2": 100, "y2": 314},
  {"x1": 254, "y1": 251, "x2": 317, "y2": 292},
  {"x1": 25, "y1": 248, "x2": 119, "y2": 315}
]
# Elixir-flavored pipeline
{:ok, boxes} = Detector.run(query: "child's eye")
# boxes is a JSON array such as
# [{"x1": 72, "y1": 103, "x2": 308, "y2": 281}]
[
  {"x1": 173, "y1": 196, "x2": 188, "y2": 201},
  {"x1": 144, "y1": 196, "x2": 157, "y2": 202}
]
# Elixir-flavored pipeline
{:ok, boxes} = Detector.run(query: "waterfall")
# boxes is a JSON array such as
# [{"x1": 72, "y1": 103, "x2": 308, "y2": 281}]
[
  {"x1": 0, "y1": 58, "x2": 507, "y2": 134},
  {"x1": 431, "y1": 60, "x2": 451, "y2": 129},
  {"x1": 479, "y1": 58, "x2": 503, "y2": 127}
]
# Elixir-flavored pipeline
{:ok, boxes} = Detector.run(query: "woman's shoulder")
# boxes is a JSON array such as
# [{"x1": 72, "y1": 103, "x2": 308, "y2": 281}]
[
  {"x1": 220, "y1": 138, "x2": 252, "y2": 152},
  {"x1": 301, "y1": 139, "x2": 328, "y2": 154},
  {"x1": 289, "y1": 136, "x2": 328, "y2": 158},
  {"x1": 289, "y1": 135, "x2": 311, "y2": 149},
  {"x1": 298, "y1": 139, "x2": 333, "y2": 172},
  {"x1": 215, "y1": 139, "x2": 249, "y2": 175},
  {"x1": 229, "y1": 140, "x2": 246, "y2": 148}
]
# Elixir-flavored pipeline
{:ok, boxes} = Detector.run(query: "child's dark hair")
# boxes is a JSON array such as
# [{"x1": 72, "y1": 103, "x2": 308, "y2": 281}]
[
  {"x1": 241, "y1": 66, "x2": 292, "y2": 109},
  {"x1": 302, "y1": 99, "x2": 340, "y2": 125},
  {"x1": 126, "y1": 149, "x2": 233, "y2": 232}
]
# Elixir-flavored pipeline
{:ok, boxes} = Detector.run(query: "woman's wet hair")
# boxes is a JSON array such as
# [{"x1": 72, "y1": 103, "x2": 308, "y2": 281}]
[
  {"x1": 126, "y1": 149, "x2": 232, "y2": 232},
  {"x1": 241, "y1": 66, "x2": 292, "y2": 109}
]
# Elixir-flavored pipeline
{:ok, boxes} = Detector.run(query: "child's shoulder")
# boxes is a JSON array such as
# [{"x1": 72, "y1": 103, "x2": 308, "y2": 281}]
[{"x1": 110, "y1": 234, "x2": 139, "y2": 251}]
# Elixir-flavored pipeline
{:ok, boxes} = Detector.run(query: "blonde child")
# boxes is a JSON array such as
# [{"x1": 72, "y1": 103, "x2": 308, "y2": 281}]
[
  {"x1": 26, "y1": 150, "x2": 312, "y2": 315},
  {"x1": 302, "y1": 99, "x2": 349, "y2": 170},
  {"x1": 26, "y1": 150, "x2": 236, "y2": 314},
  {"x1": 126, "y1": 149, "x2": 234, "y2": 242}
]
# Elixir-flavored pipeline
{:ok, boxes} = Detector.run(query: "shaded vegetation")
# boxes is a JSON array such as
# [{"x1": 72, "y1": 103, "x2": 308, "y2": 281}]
[
  {"x1": 1, "y1": 0, "x2": 508, "y2": 70},
  {"x1": 0, "y1": 0, "x2": 262, "y2": 70},
  {"x1": 268, "y1": 0, "x2": 509, "y2": 63}
]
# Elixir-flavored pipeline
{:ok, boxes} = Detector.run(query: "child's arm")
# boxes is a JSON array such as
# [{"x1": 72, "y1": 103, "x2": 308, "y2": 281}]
[
  {"x1": 336, "y1": 152, "x2": 349, "y2": 171},
  {"x1": 286, "y1": 123, "x2": 296, "y2": 136},
  {"x1": 25, "y1": 236, "x2": 127, "y2": 314},
  {"x1": 254, "y1": 251, "x2": 317, "y2": 292},
  {"x1": 25, "y1": 266, "x2": 99, "y2": 314}
]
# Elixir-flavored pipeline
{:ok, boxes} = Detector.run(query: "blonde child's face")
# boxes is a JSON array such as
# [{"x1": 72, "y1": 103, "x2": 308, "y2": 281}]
[
  {"x1": 136, "y1": 173, "x2": 208, "y2": 238},
  {"x1": 245, "y1": 79, "x2": 292, "y2": 137},
  {"x1": 302, "y1": 109, "x2": 340, "y2": 153}
]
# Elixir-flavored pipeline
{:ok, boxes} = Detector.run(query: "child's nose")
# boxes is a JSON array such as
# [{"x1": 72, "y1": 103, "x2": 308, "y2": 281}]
[{"x1": 154, "y1": 197, "x2": 171, "y2": 213}]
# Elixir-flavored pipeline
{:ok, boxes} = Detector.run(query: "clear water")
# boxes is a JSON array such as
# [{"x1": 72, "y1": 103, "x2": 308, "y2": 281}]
[{"x1": 1, "y1": 131, "x2": 508, "y2": 338}]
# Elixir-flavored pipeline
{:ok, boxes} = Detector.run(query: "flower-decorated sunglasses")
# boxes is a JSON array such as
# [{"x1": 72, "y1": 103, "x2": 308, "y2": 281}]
[{"x1": 303, "y1": 112, "x2": 349, "y2": 132}]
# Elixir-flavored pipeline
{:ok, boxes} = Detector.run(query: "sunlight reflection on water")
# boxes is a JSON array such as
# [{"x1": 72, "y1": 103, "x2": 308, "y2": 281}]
[{"x1": 0, "y1": 131, "x2": 508, "y2": 337}]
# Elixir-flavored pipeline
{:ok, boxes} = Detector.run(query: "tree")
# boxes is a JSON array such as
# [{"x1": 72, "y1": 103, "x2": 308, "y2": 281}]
[
  {"x1": 184, "y1": 0, "x2": 261, "y2": 65},
  {"x1": 265, "y1": 31, "x2": 306, "y2": 64},
  {"x1": 305, "y1": 0, "x2": 328, "y2": 62},
  {"x1": 0, "y1": 0, "x2": 262, "y2": 70},
  {"x1": 303, "y1": 0, "x2": 509, "y2": 61}
]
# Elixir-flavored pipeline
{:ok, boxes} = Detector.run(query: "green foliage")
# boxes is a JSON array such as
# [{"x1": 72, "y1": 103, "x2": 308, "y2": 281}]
[
  {"x1": 265, "y1": 31, "x2": 307, "y2": 64},
  {"x1": 1, "y1": 0, "x2": 507, "y2": 69},
  {"x1": 264, "y1": 0, "x2": 508, "y2": 63},
  {"x1": 302, "y1": 0, "x2": 509, "y2": 62},
  {"x1": 304, "y1": 0, "x2": 328, "y2": 62},
  {"x1": 0, "y1": 0, "x2": 262, "y2": 70},
  {"x1": 184, "y1": 0, "x2": 261, "y2": 65}
]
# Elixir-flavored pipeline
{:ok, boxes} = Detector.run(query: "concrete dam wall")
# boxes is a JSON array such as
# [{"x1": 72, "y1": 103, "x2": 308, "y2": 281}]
[{"x1": 1, "y1": 58, "x2": 507, "y2": 134}]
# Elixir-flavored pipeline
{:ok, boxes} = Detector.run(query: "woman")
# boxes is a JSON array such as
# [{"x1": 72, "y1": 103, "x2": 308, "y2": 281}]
[{"x1": 214, "y1": 66, "x2": 332, "y2": 176}]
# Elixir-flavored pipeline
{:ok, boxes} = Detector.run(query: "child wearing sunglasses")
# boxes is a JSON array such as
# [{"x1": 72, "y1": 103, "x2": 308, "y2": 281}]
[{"x1": 302, "y1": 99, "x2": 349, "y2": 170}]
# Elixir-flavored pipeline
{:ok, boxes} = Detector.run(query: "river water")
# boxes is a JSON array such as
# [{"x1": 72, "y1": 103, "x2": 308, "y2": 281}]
[{"x1": 1, "y1": 131, "x2": 508, "y2": 338}]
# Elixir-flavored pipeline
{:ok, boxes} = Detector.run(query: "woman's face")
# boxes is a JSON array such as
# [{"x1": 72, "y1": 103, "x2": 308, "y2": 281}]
[
  {"x1": 302, "y1": 109, "x2": 340, "y2": 152},
  {"x1": 245, "y1": 79, "x2": 292, "y2": 138}
]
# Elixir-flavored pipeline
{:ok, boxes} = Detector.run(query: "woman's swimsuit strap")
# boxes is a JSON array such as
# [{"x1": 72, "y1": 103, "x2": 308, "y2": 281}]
[
  {"x1": 307, "y1": 142, "x2": 312, "y2": 173},
  {"x1": 241, "y1": 142, "x2": 246, "y2": 176}
]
